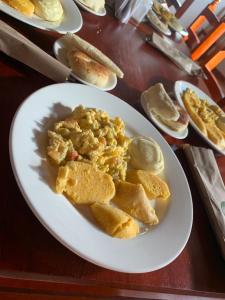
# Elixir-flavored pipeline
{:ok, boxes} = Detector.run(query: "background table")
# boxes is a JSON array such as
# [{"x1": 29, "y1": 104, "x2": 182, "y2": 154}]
[{"x1": 0, "y1": 10, "x2": 225, "y2": 300}]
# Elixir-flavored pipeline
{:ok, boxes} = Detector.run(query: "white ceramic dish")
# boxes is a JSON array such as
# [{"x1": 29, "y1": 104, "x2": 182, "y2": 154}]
[
  {"x1": 174, "y1": 80, "x2": 225, "y2": 155},
  {"x1": 9, "y1": 83, "x2": 193, "y2": 273},
  {"x1": 73, "y1": 0, "x2": 106, "y2": 16},
  {"x1": 140, "y1": 95, "x2": 188, "y2": 140},
  {"x1": 0, "y1": 0, "x2": 82, "y2": 33},
  {"x1": 53, "y1": 37, "x2": 117, "y2": 91}
]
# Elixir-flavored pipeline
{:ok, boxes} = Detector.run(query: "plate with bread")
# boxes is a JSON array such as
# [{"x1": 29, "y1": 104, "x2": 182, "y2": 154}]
[
  {"x1": 174, "y1": 81, "x2": 225, "y2": 155},
  {"x1": 0, "y1": 0, "x2": 82, "y2": 33},
  {"x1": 53, "y1": 33, "x2": 123, "y2": 91},
  {"x1": 73, "y1": 0, "x2": 106, "y2": 16},
  {"x1": 141, "y1": 83, "x2": 189, "y2": 139},
  {"x1": 9, "y1": 83, "x2": 193, "y2": 273}
]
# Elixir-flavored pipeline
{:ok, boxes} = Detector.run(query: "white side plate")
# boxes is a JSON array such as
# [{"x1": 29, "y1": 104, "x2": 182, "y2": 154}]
[
  {"x1": 141, "y1": 95, "x2": 189, "y2": 140},
  {"x1": 9, "y1": 83, "x2": 193, "y2": 273},
  {"x1": 0, "y1": 0, "x2": 83, "y2": 33},
  {"x1": 174, "y1": 80, "x2": 225, "y2": 155},
  {"x1": 73, "y1": 0, "x2": 106, "y2": 16},
  {"x1": 53, "y1": 37, "x2": 117, "y2": 91}
]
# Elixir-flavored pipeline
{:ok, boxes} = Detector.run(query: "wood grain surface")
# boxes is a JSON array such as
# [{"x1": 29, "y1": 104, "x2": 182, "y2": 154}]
[{"x1": 0, "y1": 9, "x2": 225, "y2": 300}]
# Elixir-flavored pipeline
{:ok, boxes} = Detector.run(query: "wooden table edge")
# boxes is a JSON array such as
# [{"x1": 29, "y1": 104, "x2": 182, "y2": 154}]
[{"x1": 0, "y1": 271, "x2": 225, "y2": 299}]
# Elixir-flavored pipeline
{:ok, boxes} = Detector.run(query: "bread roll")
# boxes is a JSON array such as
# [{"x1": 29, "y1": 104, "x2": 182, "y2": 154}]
[
  {"x1": 31, "y1": 0, "x2": 63, "y2": 21},
  {"x1": 3, "y1": 0, "x2": 34, "y2": 17},
  {"x1": 64, "y1": 33, "x2": 124, "y2": 78},
  {"x1": 67, "y1": 50, "x2": 110, "y2": 87},
  {"x1": 128, "y1": 137, "x2": 164, "y2": 174},
  {"x1": 78, "y1": 0, "x2": 105, "y2": 12}
]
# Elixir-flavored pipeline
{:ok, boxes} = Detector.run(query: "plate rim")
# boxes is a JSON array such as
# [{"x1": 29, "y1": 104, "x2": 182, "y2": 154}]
[
  {"x1": 174, "y1": 80, "x2": 225, "y2": 155},
  {"x1": 53, "y1": 37, "x2": 117, "y2": 91},
  {"x1": 9, "y1": 83, "x2": 193, "y2": 273},
  {"x1": 0, "y1": 0, "x2": 83, "y2": 33}
]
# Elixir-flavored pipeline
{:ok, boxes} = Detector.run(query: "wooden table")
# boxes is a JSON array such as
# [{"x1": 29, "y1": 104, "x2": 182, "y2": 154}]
[{"x1": 0, "y1": 10, "x2": 225, "y2": 300}]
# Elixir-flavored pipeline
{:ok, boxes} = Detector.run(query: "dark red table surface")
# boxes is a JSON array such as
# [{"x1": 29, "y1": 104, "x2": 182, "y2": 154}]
[{"x1": 0, "y1": 9, "x2": 225, "y2": 300}]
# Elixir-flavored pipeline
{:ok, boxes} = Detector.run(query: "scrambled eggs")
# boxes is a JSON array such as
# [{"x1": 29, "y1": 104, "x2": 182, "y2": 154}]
[
  {"x1": 182, "y1": 88, "x2": 225, "y2": 149},
  {"x1": 47, "y1": 105, "x2": 131, "y2": 180}
]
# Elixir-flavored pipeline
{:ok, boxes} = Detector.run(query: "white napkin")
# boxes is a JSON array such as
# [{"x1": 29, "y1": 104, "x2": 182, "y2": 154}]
[
  {"x1": 183, "y1": 145, "x2": 225, "y2": 260},
  {"x1": 0, "y1": 20, "x2": 72, "y2": 82},
  {"x1": 146, "y1": 32, "x2": 202, "y2": 76}
]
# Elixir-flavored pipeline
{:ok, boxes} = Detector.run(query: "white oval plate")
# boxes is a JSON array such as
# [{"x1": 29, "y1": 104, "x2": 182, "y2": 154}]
[
  {"x1": 73, "y1": 0, "x2": 106, "y2": 16},
  {"x1": 0, "y1": 0, "x2": 82, "y2": 33},
  {"x1": 53, "y1": 37, "x2": 117, "y2": 91},
  {"x1": 9, "y1": 83, "x2": 193, "y2": 273},
  {"x1": 140, "y1": 95, "x2": 188, "y2": 140},
  {"x1": 174, "y1": 80, "x2": 225, "y2": 155}
]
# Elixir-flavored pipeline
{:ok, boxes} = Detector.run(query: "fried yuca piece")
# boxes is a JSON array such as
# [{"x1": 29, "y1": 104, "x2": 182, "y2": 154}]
[
  {"x1": 182, "y1": 91, "x2": 207, "y2": 136},
  {"x1": 209, "y1": 105, "x2": 224, "y2": 116},
  {"x1": 3, "y1": 0, "x2": 34, "y2": 16},
  {"x1": 56, "y1": 161, "x2": 115, "y2": 205},
  {"x1": 91, "y1": 202, "x2": 139, "y2": 239},
  {"x1": 126, "y1": 170, "x2": 170, "y2": 201},
  {"x1": 113, "y1": 181, "x2": 159, "y2": 225},
  {"x1": 205, "y1": 123, "x2": 225, "y2": 149}
]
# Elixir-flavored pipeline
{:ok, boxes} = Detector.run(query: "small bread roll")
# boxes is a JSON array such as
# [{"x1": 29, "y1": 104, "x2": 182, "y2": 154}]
[
  {"x1": 67, "y1": 50, "x2": 111, "y2": 88},
  {"x1": 31, "y1": 0, "x2": 63, "y2": 21},
  {"x1": 64, "y1": 33, "x2": 124, "y2": 78},
  {"x1": 128, "y1": 137, "x2": 164, "y2": 174}
]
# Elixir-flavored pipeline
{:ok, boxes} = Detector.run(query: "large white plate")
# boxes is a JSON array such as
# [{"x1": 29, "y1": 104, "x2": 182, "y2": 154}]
[
  {"x1": 174, "y1": 80, "x2": 225, "y2": 156},
  {"x1": 0, "y1": 0, "x2": 83, "y2": 33},
  {"x1": 9, "y1": 83, "x2": 193, "y2": 273},
  {"x1": 53, "y1": 37, "x2": 117, "y2": 91},
  {"x1": 140, "y1": 94, "x2": 188, "y2": 140},
  {"x1": 73, "y1": 0, "x2": 106, "y2": 16}
]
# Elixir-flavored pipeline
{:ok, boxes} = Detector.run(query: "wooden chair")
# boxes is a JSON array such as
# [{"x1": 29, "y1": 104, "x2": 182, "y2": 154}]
[
  {"x1": 191, "y1": 16, "x2": 225, "y2": 61},
  {"x1": 186, "y1": 0, "x2": 220, "y2": 49}
]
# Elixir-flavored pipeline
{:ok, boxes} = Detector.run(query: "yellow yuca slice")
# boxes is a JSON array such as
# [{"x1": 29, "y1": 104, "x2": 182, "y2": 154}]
[
  {"x1": 91, "y1": 202, "x2": 139, "y2": 239},
  {"x1": 56, "y1": 161, "x2": 115, "y2": 205},
  {"x1": 126, "y1": 170, "x2": 170, "y2": 201},
  {"x1": 113, "y1": 181, "x2": 158, "y2": 225},
  {"x1": 182, "y1": 95, "x2": 207, "y2": 136},
  {"x1": 3, "y1": 0, "x2": 34, "y2": 16},
  {"x1": 205, "y1": 123, "x2": 225, "y2": 149}
]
